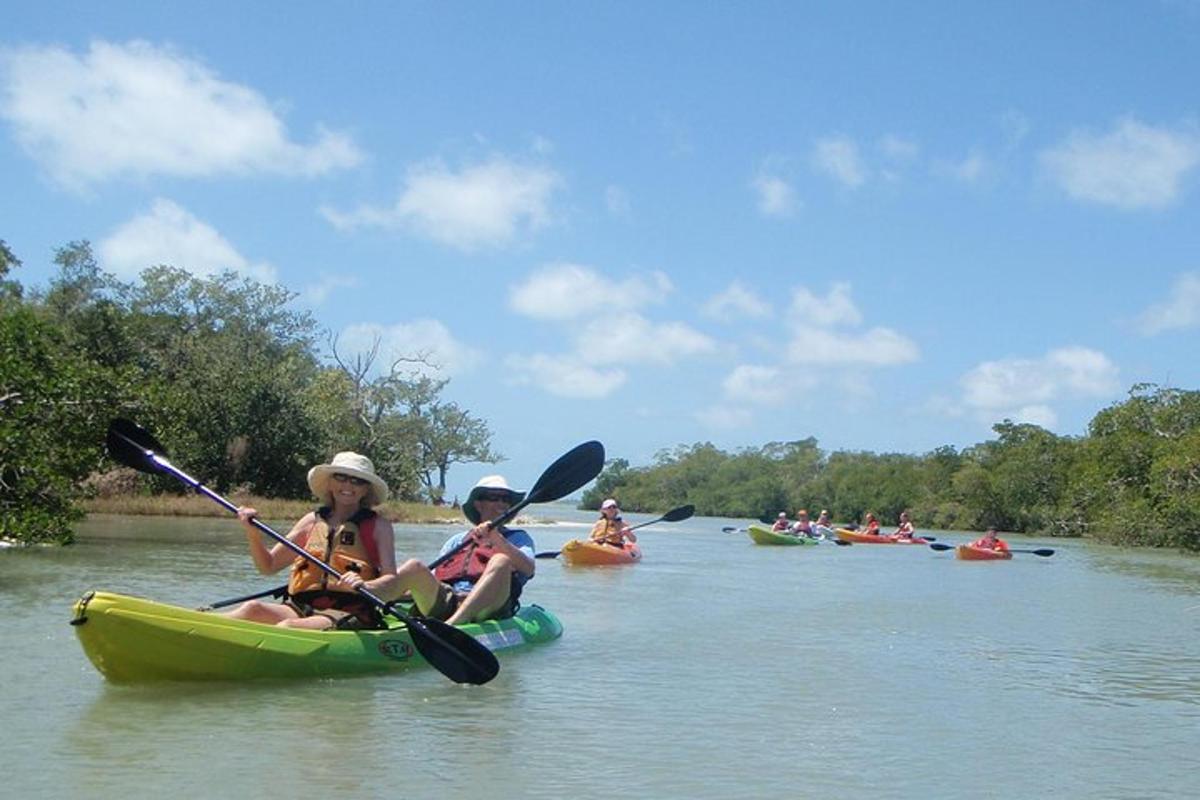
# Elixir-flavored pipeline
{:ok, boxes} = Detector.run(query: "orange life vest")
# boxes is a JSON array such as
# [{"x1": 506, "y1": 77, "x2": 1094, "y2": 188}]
[
  {"x1": 287, "y1": 508, "x2": 380, "y2": 599},
  {"x1": 433, "y1": 530, "x2": 522, "y2": 585},
  {"x1": 590, "y1": 517, "x2": 626, "y2": 546}
]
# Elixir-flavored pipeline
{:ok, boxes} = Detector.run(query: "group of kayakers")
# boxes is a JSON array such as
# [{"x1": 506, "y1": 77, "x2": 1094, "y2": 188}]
[
  {"x1": 770, "y1": 509, "x2": 926, "y2": 542},
  {"x1": 223, "y1": 451, "x2": 534, "y2": 631},
  {"x1": 771, "y1": 508, "x2": 835, "y2": 537}
]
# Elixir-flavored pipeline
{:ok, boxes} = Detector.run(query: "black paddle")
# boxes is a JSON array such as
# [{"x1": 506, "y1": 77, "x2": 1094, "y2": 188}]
[
  {"x1": 204, "y1": 584, "x2": 288, "y2": 610},
  {"x1": 106, "y1": 417, "x2": 500, "y2": 685},
  {"x1": 720, "y1": 525, "x2": 852, "y2": 546},
  {"x1": 929, "y1": 542, "x2": 1055, "y2": 557},
  {"x1": 535, "y1": 503, "x2": 695, "y2": 559}
]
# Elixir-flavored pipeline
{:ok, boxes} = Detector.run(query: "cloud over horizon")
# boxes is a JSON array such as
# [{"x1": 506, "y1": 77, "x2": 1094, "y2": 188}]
[{"x1": 0, "y1": 40, "x2": 361, "y2": 189}]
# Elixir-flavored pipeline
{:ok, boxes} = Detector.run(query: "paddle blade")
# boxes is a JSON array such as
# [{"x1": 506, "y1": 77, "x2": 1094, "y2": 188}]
[
  {"x1": 661, "y1": 504, "x2": 695, "y2": 523},
  {"x1": 525, "y1": 440, "x2": 606, "y2": 504},
  {"x1": 106, "y1": 418, "x2": 168, "y2": 474},
  {"x1": 1030, "y1": 549, "x2": 1055, "y2": 557},
  {"x1": 406, "y1": 616, "x2": 500, "y2": 685},
  {"x1": 534, "y1": 551, "x2": 562, "y2": 559},
  {"x1": 929, "y1": 543, "x2": 955, "y2": 551}
]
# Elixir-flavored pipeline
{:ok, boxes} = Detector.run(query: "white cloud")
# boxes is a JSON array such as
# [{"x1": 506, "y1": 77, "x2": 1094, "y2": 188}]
[
  {"x1": 1040, "y1": 118, "x2": 1200, "y2": 209},
  {"x1": 694, "y1": 404, "x2": 754, "y2": 429},
  {"x1": 0, "y1": 40, "x2": 361, "y2": 189},
  {"x1": 811, "y1": 136, "x2": 868, "y2": 188},
  {"x1": 301, "y1": 274, "x2": 361, "y2": 306},
  {"x1": 959, "y1": 346, "x2": 1119, "y2": 424},
  {"x1": 337, "y1": 319, "x2": 482, "y2": 377},
  {"x1": 935, "y1": 151, "x2": 989, "y2": 184},
  {"x1": 504, "y1": 353, "x2": 627, "y2": 398},
  {"x1": 575, "y1": 313, "x2": 716, "y2": 365},
  {"x1": 98, "y1": 198, "x2": 275, "y2": 282},
  {"x1": 1137, "y1": 272, "x2": 1200, "y2": 335},
  {"x1": 321, "y1": 156, "x2": 561, "y2": 251},
  {"x1": 752, "y1": 173, "x2": 798, "y2": 217},
  {"x1": 509, "y1": 263, "x2": 672, "y2": 321},
  {"x1": 788, "y1": 327, "x2": 919, "y2": 366},
  {"x1": 790, "y1": 282, "x2": 863, "y2": 327},
  {"x1": 722, "y1": 364, "x2": 789, "y2": 406},
  {"x1": 879, "y1": 134, "x2": 919, "y2": 161},
  {"x1": 702, "y1": 281, "x2": 770, "y2": 320}
]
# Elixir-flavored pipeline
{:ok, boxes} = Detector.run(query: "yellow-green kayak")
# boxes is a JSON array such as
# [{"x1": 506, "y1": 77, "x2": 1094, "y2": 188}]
[{"x1": 71, "y1": 590, "x2": 562, "y2": 682}]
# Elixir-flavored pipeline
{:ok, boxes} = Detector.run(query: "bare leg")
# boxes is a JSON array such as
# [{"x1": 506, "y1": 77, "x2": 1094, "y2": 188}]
[
  {"x1": 222, "y1": 599, "x2": 302, "y2": 625},
  {"x1": 445, "y1": 554, "x2": 514, "y2": 625},
  {"x1": 380, "y1": 558, "x2": 444, "y2": 615}
]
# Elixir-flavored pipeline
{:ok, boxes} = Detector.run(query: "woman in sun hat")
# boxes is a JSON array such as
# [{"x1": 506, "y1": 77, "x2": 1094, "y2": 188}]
[
  {"x1": 378, "y1": 474, "x2": 536, "y2": 626},
  {"x1": 222, "y1": 451, "x2": 397, "y2": 629},
  {"x1": 589, "y1": 498, "x2": 636, "y2": 548}
]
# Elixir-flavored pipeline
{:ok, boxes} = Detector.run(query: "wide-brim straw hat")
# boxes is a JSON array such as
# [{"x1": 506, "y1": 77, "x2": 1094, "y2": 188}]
[
  {"x1": 464, "y1": 475, "x2": 526, "y2": 524},
  {"x1": 307, "y1": 452, "x2": 389, "y2": 507}
]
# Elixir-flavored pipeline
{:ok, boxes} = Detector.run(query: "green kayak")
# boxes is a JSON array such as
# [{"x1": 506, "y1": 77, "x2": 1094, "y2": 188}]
[
  {"x1": 71, "y1": 590, "x2": 563, "y2": 682},
  {"x1": 747, "y1": 524, "x2": 818, "y2": 546}
]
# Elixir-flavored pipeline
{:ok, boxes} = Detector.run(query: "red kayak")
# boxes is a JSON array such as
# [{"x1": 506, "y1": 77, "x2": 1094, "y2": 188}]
[{"x1": 835, "y1": 528, "x2": 931, "y2": 545}]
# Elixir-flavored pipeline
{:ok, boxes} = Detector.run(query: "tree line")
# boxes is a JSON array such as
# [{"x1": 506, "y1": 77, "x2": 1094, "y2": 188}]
[
  {"x1": 5, "y1": 238, "x2": 1198, "y2": 551},
  {"x1": 580, "y1": 386, "x2": 1200, "y2": 552},
  {"x1": 1, "y1": 239, "x2": 498, "y2": 544}
]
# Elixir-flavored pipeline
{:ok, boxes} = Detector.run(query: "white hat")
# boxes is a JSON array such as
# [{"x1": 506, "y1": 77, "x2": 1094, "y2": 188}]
[
  {"x1": 307, "y1": 452, "x2": 389, "y2": 507},
  {"x1": 601, "y1": 498, "x2": 619, "y2": 509},
  {"x1": 464, "y1": 475, "x2": 526, "y2": 524}
]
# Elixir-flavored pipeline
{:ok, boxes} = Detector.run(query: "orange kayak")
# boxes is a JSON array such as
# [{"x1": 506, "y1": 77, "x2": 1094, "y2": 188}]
[
  {"x1": 835, "y1": 528, "x2": 931, "y2": 545},
  {"x1": 560, "y1": 539, "x2": 642, "y2": 566},
  {"x1": 956, "y1": 544, "x2": 1013, "y2": 561}
]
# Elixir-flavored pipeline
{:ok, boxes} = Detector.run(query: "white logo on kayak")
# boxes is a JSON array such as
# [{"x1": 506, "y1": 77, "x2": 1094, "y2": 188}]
[
  {"x1": 473, "y1": 630, "x2": 523, "y2": 650},
  {"x1": 378, "y1": 640, "x2": 414, "y2": 660}
]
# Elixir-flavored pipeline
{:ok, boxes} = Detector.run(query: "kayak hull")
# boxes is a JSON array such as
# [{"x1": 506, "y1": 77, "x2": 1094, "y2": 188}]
[
  {"x1": 560, "y1": 539, "x2": 642, "y2": 565},
  {"x1": 70, "y1": 590, "x2": 562, "y2": 683},
  {"x1": 956, "y1": 544, "x2": 1013, "y2": 561},
  {"x1": 835, "y1": 528, "x2": 931, "y2": 545},
  {"x1": 748, "y1": 525, "x2": 818, "y2": 545}
]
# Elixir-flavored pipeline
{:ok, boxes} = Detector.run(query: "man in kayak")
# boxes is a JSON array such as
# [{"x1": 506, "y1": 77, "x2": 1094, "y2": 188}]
[
  {"x1": 771, "y1": 512, "x2": 791, "y2": 532},
  {"x1": 224, "y1": 452, "x2": 397, "y2": 629},
  {"x1": 862, "y1": 513, "x2": 881, "y2": 536},
  {"x1": 380, "y1": 475, "x2": 535, "y2": 625},
  {"x1": 790, "y1": 509, "x2": 814, "y2": 537},
  {"x1": 590, "y1": 498, "x2": 637, "y2": 548},
  {"x1": 970, "y1": 527, "x2": 1009, "y2": 552}
]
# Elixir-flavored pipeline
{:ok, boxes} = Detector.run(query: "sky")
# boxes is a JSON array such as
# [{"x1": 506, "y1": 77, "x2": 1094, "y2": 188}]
[{"x1": 3, "y1": 2, "x2": 1200, "y2": 501}]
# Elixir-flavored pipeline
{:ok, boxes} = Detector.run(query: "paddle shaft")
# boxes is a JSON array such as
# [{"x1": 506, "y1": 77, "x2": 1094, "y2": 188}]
[
  {"x1": 141, "y1": 449, "x2": 393, "y2": 606},
  {"x1": 929, "y1": 542, "x2": 1054, "y2": 556}
]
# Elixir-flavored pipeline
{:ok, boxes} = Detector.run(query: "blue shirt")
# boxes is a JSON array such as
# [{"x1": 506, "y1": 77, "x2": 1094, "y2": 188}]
[{"x1": 437, "y1": 527, "x2": 535, "y2": 594}]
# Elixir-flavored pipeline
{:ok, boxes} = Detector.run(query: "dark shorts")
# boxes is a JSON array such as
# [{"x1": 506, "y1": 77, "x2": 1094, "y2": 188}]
[
  {"x1": 286, "y1": 592, "x2": 383, "y2": 630},
  {"x1": 424, "y1": 575, "x2": 522, "y2": 622}
]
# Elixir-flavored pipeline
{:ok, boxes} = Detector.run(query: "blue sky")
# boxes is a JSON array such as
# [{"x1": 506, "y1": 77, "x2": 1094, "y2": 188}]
[{"x1": 4, "y1": 3, "x2": 1199, "y2": 501}]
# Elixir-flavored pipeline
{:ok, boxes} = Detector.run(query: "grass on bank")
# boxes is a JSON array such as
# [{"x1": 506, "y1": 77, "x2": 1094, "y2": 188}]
[{"x1": 80, "y1": 494, "x2": 466, "y2": 524}]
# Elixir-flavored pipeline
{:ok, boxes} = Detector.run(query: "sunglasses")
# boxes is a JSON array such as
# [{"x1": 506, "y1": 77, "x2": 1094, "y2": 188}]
[
  {"x1": 476, "y1": 491, "x2": 513, "y2": 503},
  {"x1": 331, "y1": 472, "x2": 369, "y2": 487}
]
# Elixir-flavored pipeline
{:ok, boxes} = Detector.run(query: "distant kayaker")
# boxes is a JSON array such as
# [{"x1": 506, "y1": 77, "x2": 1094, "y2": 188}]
[
  {"x1": 863, "y1": 513, "x2": 881, "y2": 536},
  {"x1": 223, "y1": 451, "x2": 397, "y2": 629},
  {"x1": 590, "y1": 498, "x2": 637, "y2": 548},
  {"x1": 772, "y1": 512, "x2": 791, "y2": 532},
  {"x1": 379, "y1": 475, "x2": 535, "y2": 625},
  {"x1": 790, "y1": 509, "x2": 814, "y2": 537},
  {"x1": 970, "y1": 527, "x2": 1009, "y2": 552},
  {"x1": 893, "y1": 511, "x2": 915, "y2": 540}
]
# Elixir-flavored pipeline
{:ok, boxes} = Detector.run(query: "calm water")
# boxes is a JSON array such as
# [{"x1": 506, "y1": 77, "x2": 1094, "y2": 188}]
[{"x1": 4, "y1": 506, "x2": 1199, "y2": 799}]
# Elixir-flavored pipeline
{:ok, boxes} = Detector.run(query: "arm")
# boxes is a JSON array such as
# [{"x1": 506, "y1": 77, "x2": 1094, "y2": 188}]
[
  {"x1": 238, "y1": 508, "x2": 314, "y2": 574},
  {"x1": 481, "y1": 525, "x2": 535, "y2": 578}
]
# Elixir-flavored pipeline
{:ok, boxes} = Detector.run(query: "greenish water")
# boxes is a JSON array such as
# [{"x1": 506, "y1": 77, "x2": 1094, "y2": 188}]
[{"x1": 4, "y1": 508, "x2": 1199, "y2": 799}]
